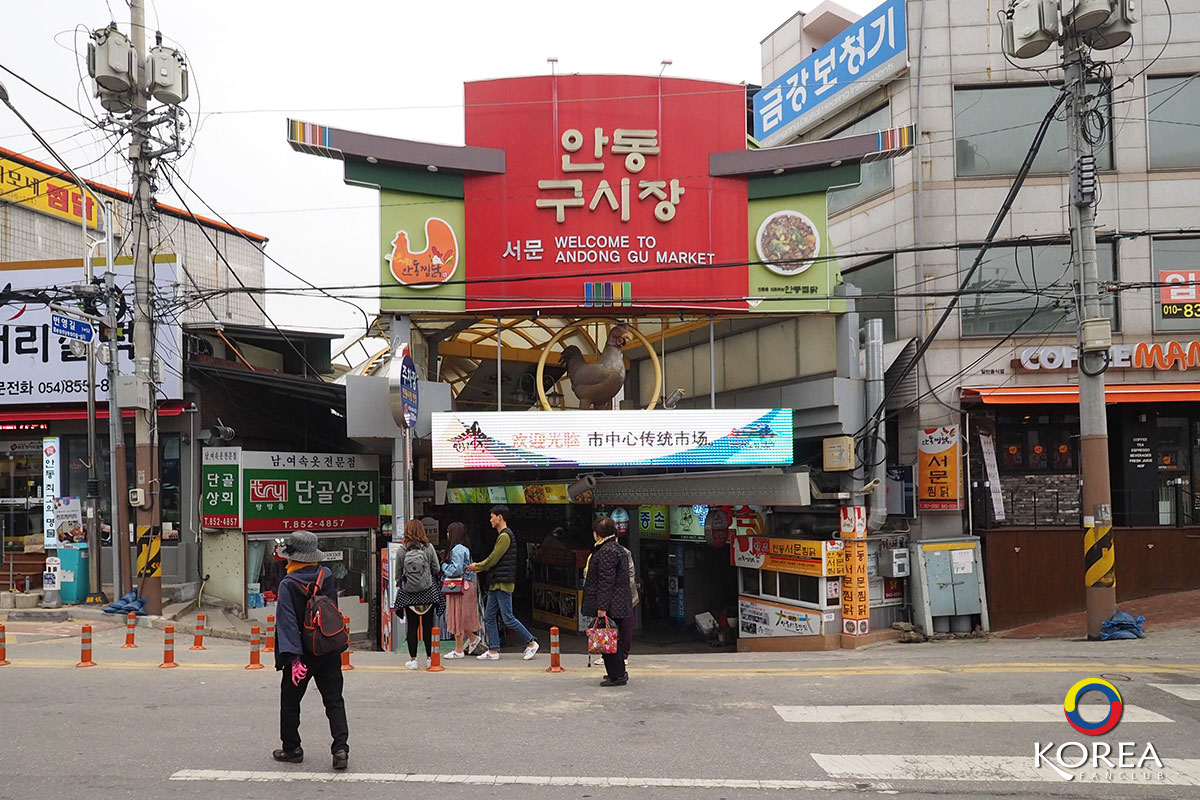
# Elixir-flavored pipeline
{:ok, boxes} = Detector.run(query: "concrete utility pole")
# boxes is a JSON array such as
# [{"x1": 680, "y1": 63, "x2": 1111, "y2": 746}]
[
  {"x1": 1004, "y1": 0, "x2": 1131, "y2": 638},
  {"x1": 1064, "y1": 33, "x2": 1115, "y2": 638},
  {"x1": 129, "y1": 0, "x2": 162, "y2": 614},
  {"x1": 104, "y1": 201, "x2": 128, "y2": 597}
]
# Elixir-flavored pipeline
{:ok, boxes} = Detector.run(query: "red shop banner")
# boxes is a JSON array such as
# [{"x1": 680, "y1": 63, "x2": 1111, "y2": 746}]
[{"x1": 463, "y1": 75, "x2": 749, "y2": 312}]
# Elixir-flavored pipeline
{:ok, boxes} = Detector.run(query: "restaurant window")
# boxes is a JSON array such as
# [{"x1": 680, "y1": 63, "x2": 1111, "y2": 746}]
[
  {"x1": 739, "y1": 568, "x2": 759, "y2": 596},
  {"x1": 954, "y1": 84, "x2": 1113, "y2": 177},
  {"x1": 959, "y1": 241, "x2": 1117, "y2": 337},
  {"x1": 844, "y1": 257, "x2": 897, "y2": 342},
  {"x1": 1147, "y1": 76, "x2": 1200, "y2": 169},
  {"x1": 996, "y1": 410, "x2": 1079, "y2": 474},
  {"x1": 1151, "y1": 238, "x2": 1200, "y2": 332},
  {"x1": 828, "y1": 104, "x2": 893, "y2": 214}
]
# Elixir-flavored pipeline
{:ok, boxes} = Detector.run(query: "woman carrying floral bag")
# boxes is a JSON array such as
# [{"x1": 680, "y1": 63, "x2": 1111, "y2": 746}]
[
  {"x1": 440, "y1": 521, "x2": 483, "y2": 658},
  {"x1": 581, "y1": 515, "x2": 634, "y2": 686}
]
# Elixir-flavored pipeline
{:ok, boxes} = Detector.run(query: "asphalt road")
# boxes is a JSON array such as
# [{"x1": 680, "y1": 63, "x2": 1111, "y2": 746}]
[{"x1": 3, "y1": 620, "x2": 1200, "y2": 799}]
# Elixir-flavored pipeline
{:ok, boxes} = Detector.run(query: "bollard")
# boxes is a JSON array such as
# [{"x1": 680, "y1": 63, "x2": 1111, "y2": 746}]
[
  {"x1": 264, "y1": 615, "x2": 275, "y2": 652},
  {"x1": 120, "y1": 612, "x2": 138, "y2": 649},
  {"x1": 190, "y1": 614, "x2": 206, "y2": 651},
  {"x1": 0, "y1": 623, "x2": 10, "y2": 666},
  {"x1": 546, "y1": 626, "x2": 565, "y2": 673},
  {"x1": 160, "y1": 625, "x2": 179, "y2": 669},
  {"x1": 427, "y1": 626, "x2": 445, "y2": 672},
  {"x1": 245, "y1": 625, "x2": 264, "y2": 670},
  {"x1": 341, "y1": 615, "x2": 354, "y2": 671},
  {"x1": 77, "y1": 624, "x2": 97, "y2": 668}
]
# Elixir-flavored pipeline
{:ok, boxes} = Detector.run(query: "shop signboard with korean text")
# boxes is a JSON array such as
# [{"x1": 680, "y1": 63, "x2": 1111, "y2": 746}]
[
  {"x1": 669, "y1": 505, "x2": 708, "y2": 541},
  {"x1": 918, "y1": 425, "x2": 961, "y2": 511},
  {"x1": 240, "y1": 451, "x2": 379, "y2": 533},
  {"x1": 1160, "y1": 269, "x2": 1200, "y2": 319},
  {"x1": 0, "y1": 256, "x2": 183, "y2": 405},
  {"x1": 380, "y1": 190, "x2": 466, "y2": 313},
  {"x1": 637, "y1": 505, "x2": 669, "y2": 539},
  {"x1": 432, "y1": 409, "x2": 792, "y2": 469},
  {"x1": 201, "y1": 447, "x2": 242, "y2": 529},
  {"x1": 731, "y1": 536, "x2": 846, "y2": 578},
  {"x1": 464, "y1": 75, "x2": 748, "y2": 312},
  {"x1": 0, "y1": 154, "x2": 99, "y2": 228},
  {"x1": 41, "y1": 436, "x2": 60, "y2": 550},
  {"x1": 737, "y1": 596, "x2": 822, "y2": 637},
  {"x1": 753, "y1": 0, "x2": 909, "y2": 146}
]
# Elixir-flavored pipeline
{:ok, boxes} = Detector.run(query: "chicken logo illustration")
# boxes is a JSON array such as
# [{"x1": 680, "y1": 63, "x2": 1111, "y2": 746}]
[{"x1": 386, "y1": 217, "x2": 459, "y2": 287}]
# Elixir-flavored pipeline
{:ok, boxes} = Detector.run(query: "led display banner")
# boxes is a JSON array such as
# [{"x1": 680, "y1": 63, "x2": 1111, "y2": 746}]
[
  {"x1": 753, "y1": 0, "x2": 909, "y2": 145},
  {"x1": 432, "y1": 409, "x2": 793, "y2": 469}
]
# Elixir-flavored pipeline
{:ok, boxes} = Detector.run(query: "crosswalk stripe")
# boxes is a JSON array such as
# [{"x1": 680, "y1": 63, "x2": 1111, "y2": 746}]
[
  {"x1": 813, "y1": 754, "x2": 1200, "y2": 786},
  {"x1": 775, "y1": 705, "x2": 1172, "y2": 723},
  {"x1": 1149, "y1": 684, "x2": 1200, "y2": 701},
  {"x1": 169, "y1": 769, "x2": 890, "y2": 792}
]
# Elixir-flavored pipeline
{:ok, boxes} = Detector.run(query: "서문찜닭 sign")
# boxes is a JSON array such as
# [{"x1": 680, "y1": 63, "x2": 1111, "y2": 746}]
[
  {"x1": 431, "y1": 409, "x2": 793, "y2": 469},
  {"x1": 918, "y1": 426, "x2": 961, "y2": 511}
]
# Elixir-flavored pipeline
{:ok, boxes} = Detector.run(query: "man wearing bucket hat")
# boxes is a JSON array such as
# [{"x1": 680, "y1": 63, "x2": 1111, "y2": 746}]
[{"x1": 273, "y1": 530, "x2": 349, "y2": 770}]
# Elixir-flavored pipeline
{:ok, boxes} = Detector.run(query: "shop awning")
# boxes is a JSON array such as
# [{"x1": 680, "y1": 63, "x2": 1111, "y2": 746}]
[
  {"x1": 962, "y1": 383, "x2": 1200, "y2": 405},
  {"x1": 0, "y1": 400, "x2": 192, "y2": 421}
]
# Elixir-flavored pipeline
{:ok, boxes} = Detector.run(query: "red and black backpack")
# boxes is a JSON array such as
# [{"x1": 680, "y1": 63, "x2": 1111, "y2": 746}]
[{"x1": 292, "y1": 569, "x2": 349, "y2": 656}]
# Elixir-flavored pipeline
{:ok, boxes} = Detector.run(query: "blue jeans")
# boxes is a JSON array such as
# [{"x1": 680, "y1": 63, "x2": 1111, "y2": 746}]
[{"x1": 484, "y1": 588, "x2": 535, "y2": 651}]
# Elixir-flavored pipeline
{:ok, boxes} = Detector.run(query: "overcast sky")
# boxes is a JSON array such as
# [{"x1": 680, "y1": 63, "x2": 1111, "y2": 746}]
[{"x1": 1, "y1": 0, "x2": 880, "y2": 347}]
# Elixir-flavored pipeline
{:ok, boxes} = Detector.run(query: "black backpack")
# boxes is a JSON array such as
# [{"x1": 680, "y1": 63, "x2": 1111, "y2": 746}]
[{"x1": 293, "y1": 569, "x2": 348, "y2": 656}]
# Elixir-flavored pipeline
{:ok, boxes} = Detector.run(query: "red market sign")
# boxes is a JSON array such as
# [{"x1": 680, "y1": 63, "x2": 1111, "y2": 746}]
[{"x1": 463, "y1": 75, "x2": 748, "y2": 312}]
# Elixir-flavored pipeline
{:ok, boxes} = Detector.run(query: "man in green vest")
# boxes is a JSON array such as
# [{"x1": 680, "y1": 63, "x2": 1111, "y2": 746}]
[{"x1": 466, "y1": 505, "x2": 540, "y2": 661}]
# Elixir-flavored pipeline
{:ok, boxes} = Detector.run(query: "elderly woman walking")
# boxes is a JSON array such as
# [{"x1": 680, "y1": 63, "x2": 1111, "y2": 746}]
[{"x1": 581, "y1": 515, "x2": 634, "y2": 686}]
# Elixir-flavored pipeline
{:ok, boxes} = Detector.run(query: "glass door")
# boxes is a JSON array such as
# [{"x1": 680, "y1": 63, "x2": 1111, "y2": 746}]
[{"x1": 1, "y1": 441, "x2": 44, "y2": 554}]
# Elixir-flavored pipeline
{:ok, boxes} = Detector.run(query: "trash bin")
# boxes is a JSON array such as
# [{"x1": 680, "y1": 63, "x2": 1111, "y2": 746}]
[{"x1": 57, "y1": 544, "x2": 90, "y2": 605}]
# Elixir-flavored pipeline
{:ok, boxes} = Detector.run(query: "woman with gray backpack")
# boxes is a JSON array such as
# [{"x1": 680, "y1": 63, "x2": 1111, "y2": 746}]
[{"x1": 392, "y1": 519, "x2": 445, "y2": 670}]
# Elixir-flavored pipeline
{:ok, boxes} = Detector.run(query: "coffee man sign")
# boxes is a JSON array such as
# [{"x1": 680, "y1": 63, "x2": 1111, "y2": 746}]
[{"x1": 918, "y1": 426, "x2": 961, "y2": 511}]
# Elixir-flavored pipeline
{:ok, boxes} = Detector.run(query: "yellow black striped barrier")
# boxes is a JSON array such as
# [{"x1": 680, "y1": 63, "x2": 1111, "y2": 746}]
[
  {"x1": 136, "y1": 526, "x2": 162, "y2": 579},
  {"x1": 1084, "y1": 525, "x2": 1115, "y2": 588}
]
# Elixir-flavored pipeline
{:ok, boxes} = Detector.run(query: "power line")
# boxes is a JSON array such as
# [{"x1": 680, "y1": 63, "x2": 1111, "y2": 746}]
[{"x1": 160, "y1": 167, "x2": 327, "y2": 381}]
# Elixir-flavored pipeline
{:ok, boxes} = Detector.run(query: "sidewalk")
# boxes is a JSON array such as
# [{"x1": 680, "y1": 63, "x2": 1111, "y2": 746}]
[{"x1": 996, "y1": 588, "x2": 1200, "y2": 639}]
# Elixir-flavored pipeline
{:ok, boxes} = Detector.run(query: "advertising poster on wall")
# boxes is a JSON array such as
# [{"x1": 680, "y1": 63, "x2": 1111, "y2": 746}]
[
  {"x1": 747, "y1": 191, "x2": 841, "y2": 313},
  {"x1": 737, "y1": 596, "x2": 823, "y2": 637}
]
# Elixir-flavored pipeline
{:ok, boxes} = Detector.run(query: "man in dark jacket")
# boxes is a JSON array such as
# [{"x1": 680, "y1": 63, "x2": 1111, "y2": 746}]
[
  {"x1": 581, "y1": 516, "x2": 634, "y2": 686},
  {"x1": 273, "y1": 530, "x2": 349, "y2": 770},
  {"x1": 466, "y1": 505, "x2": 539, "y2": 661}
]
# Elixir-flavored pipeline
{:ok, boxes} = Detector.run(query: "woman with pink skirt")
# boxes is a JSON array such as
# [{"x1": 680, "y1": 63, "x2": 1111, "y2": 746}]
[{"x1": 440, "y1": 522, "x2": 483, "y2": 657}]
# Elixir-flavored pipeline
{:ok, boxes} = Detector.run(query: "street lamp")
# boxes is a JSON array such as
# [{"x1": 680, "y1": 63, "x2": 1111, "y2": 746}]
[{"x1": 0, "y1": 79, "x2": 111, "y2": 604}]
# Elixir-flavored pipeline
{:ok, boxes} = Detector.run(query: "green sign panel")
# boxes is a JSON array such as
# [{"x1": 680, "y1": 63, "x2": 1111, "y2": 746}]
[
  {"x1": 201, "y1": 449, "x2": 380, "y2": 533},
  {"x1": 201, "y1": 447, "x2": 242, "y2": 528},
  {"x1": 241, "y1": 451, "x2": 380, "y2": 533},
  {"x1": 747, "y1": 190, "x2": 845, "y2": 313},
  {"x1": 380, "y1": 189, "x2": 466, "y2": 313}
]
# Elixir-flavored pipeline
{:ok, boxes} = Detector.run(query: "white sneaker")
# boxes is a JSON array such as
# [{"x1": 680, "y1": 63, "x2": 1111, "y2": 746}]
[
  {"x1": 476, "y1": 650, "x2": 499, "y2": 660},
  {"x1": 404, "y1": 659, "x2": 419, "y2": 670},
  {"x1": 444, "y1": 650, "x2": 465, "y2": 659},
  {"x1": 523, "y1": 640, "x2": 540, "y2": 660}
]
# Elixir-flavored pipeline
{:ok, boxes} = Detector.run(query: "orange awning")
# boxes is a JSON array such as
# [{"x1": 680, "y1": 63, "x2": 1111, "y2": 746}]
[{"x1": 963, "y1": 383, "x2": 1200, "y2": 405}]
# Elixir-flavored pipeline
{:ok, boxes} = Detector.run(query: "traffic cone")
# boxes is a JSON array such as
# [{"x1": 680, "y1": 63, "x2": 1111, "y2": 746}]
[
  {"x1": 546, "y1": 626, "x2": 565, "y2": 673},
  {"x1": 189, "y1": 614, "x2": 206, "y2": 650},
  {"x1": 120, "y1": 612, "x2": 138, "y2": 648},
  {"x1": 245, "y1": 625, "x2": 264, "y2": 670},
  {"x1": 427, "y1": 626, "x2": 445, "y2": 672},
  {"x1": 160, "y1": 625, "x2": 178, "y2": 668},
  {"x1": 77, "y1": 624, "x2": 97, "y2": 667},
  {"x1": 0, "y1": 623, "x2": 10, "y2": 666}
]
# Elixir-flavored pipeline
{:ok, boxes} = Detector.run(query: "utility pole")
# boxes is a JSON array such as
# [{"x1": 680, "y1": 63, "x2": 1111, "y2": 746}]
[
  {"x1": 129, "y1": 0, "x2": 162, "y2": 615},
  {"x1": 104, "y1": 201, "x2": 129, "y2": 597},
  {"x1": 1004, "y1": 0, "x2": 1132, "y2": 638},
  {"x1": 1064, "y1": 32, "x2": 1115, "y2": 639}
]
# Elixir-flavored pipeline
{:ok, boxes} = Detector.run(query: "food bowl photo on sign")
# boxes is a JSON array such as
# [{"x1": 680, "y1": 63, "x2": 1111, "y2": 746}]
[{"x1": 756, "y1": 210, "x2": 820, "y2": 276}]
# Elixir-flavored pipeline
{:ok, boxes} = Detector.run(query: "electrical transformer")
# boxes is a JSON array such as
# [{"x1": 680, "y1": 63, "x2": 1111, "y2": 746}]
[
  {"x1": 87, "y1": 27, "x2": 134, "y2": 93},
  {"x1": 148, "y1": 46, "x2": 189, "y2": 106}
]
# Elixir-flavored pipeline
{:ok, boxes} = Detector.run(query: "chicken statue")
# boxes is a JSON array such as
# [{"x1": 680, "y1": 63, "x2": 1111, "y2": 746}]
[{"x1": 558, "y1": 324, "x2": 630, "y2": 409}]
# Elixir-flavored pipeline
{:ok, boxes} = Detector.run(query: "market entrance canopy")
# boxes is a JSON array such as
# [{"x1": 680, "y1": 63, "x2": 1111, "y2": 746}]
[{"x1": 286, "y1": 74, "x2": 914, "y2": 317}]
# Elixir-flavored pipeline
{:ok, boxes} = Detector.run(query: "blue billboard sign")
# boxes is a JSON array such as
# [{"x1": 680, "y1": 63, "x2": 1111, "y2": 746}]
[{"x1": 753, "y1": 0, "x2": 909, "y2": 147}]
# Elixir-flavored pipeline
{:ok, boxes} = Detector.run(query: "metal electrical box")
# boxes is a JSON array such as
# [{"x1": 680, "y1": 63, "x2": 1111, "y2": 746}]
[
  {"x1": 879, "y1": 547, "x2": 909, "y2": 578},
  {"x1": 910, "y1": 537, "x2": 989, "y2": 635}
]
